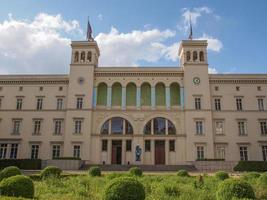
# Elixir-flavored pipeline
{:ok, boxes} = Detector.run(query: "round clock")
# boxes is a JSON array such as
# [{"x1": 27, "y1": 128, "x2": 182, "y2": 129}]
[{"x1": 193, "y1": 77, "x2": 200, "y2": 85}]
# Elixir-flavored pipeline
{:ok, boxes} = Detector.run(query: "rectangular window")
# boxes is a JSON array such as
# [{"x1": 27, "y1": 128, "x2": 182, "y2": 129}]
[
  {"x1": 262, "y1": 145, "x2": 267, "y2": 161},
  {"x1": 10, "y1": 144, "x2": 18, "y2": 159},
  {"x1": 195, "y1": 97, "x2": 201, "y2": 110},
  {"x1": 145, "y1": 140, "x2": 151, "y2": 152},
  {"x1": 215, "y1": 146, "x2": 225, "y2": 159},
  {"x1": 0, "y1": 98, "x2": 2, "y2": 109},
  {"x1": 54, "y1": 120, "x2": 62, "y2": 135},
  {"x1": 260, "y1": 121, "x2": 267, "y2": 135},
  {"x1": 196, "y1": 146, "x2": 204, "y2": 160},
  {"x1": 239, "y1": 146, "x2": 248, "y2": 161},
  {"x1": 33, "y1": 120, "x2": 41, "y2": 135},
  {"x1": 196, "y1": 121, "x2": 203, "y2": 135},
  {"x1": 258, "y1": 98, "x2": 264, "y2": 111},
  {"x1": 236, "y1": 98, "x2": 243, "y2": 111},
  {"x1": 74, "y1": 120, "x2": 82, "y2": 134},
  {"x1": 36, "y1": 98, "x2": 43, "y2": 110},
  {"x1": 0, "y1": 144, "x2": 8, "y2": 159},
  {"x1": 214, "y1": 98, "x2": 221, "y2": 111},
  {"x1": 76, "y1": 97, "x2": 83, "y2": 109},
  {"x1": 52, "y1": 145, "x2": 60, "y2": 159},
  {"x1": 126, "y1": 140, "x2": 132, "y2": 152},
  {"x1": 102, "y1": 140, "x2": 108, "y2": 152},
  {"x1": 12, "y1": 120, "x2": 21, "y2": 135},
  {"x1": 73, "y1": 145, "x2": 80, "y2": 158},
  {"x1": 215, "y1": 121, "x2": 224, "y2": 135},
  {"x1": 238, "y1": 121, "x2": 247, "y2": 136},
  {"x1": 169, "y1": 140, "x2": 175, "y2": 152},
  {"x1": 57, "y1": 98, "x2": 63, "y2": 110},
  {"x1": 31, "y1": 145, "x2": 39, "y2": 159},
  {"x1": 16, "y1": 98, "x2": 23, "y2": 110}
]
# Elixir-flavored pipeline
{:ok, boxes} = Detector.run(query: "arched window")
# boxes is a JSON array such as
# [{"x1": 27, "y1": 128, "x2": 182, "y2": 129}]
[
  {"x1": 193, "y1": 51, "x2": 198, "y2": 61},
  {"x1": 97, "y1": 83, "x2": 107, "y2": 106},
  {"x1": 141, "y1": 82, "x2": 151, "y2": 106},
  {"x1": 100, "y1": 117, "x2": 133, "y2": 135},
  {"x1": 155, "y1": 83, "x2": 165, "y2": 106},
  {"x1": 81, "y1": 51, "x2": 85, "y2": 62},
  {"x1": 143, "y1": 117, "x2": 176, "y2": 135},
  {"x1": 186, "y1": 51, "x2": 191, "y2": 61},
  {"x1": 87, "y1": 51, "x2": 92, "y2": 62},
  {"x1": 74, "y1": 52, "x2": 79, "y2": 63},
  {"x1": 170, "y1": 83, "x2": 180, "y2": 106},
  {"x1": 112, "y1": 82, "x2": 122, "y2": 106},
  {"x1": 199, "y1": 51, "x2": 204, "y2": 61},
  {"x1": 126, "y1": 83, "x2": 136, "y2": 106}
]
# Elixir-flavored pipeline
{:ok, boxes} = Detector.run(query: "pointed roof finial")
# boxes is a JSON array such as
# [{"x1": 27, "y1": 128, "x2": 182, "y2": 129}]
[
  {"x1": 188, "y1": 14, "x2": 193, "y2": 40},
  {"x1": 87, "y1": 17, "x2": 93, "y2": 41}
]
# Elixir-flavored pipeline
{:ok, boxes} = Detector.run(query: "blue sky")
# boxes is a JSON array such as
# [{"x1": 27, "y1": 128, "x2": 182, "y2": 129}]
[{"x1": 0, "y1": 0, "x2": 266, "y2": 74}]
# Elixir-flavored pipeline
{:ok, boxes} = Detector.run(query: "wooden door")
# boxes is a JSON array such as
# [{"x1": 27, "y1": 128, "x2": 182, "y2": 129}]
[
  {"x1": 155, "y1": 140, "x2": 165, "y2": 165},
  {"x1": 111, "y1": 140, "x2": 122, "y2": 164}
]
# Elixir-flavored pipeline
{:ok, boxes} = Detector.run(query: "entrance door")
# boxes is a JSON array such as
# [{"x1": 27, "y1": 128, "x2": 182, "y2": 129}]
[
  {"x1": 155, "y1": 140, "x2": 165, "y2": 165},
  {"x1": 111, "y1": 140, "x2": 122, "y2": 164}
]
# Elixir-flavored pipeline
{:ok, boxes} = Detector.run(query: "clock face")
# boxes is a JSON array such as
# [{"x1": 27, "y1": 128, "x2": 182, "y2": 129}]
[{"x1": 193, "y1": 77, "x2": 200, "y2": 85}]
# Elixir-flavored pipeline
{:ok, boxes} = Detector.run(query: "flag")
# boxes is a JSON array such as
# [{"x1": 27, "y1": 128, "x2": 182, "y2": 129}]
[{"x1": 87, "y1": 19, "x2": 92, "y2": 40}]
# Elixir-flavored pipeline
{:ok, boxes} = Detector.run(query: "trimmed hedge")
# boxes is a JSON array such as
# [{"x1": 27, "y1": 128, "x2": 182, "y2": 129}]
[
  {"x1": 129, "y1": 167, "x2": 143, "y2": 177},
  {"x1": 0, "y1": 166, "x2": 21, "y2": 181},
  {"x1": 215, "y1": 171, "x2": 229, "y2": 181},
  {"x1": 258, "y1": 173, "x2": 267, "y2": 187},
  {"x1": 0, "y1": 175, "x2": 34, "y2": 198},
  {"x1": 0, "y1": 159, "x2": 41, "y2": 170},
  {"x1": 234, "y1": 161, "x2": 267, "y2": 172},
  {"x1": 88, "y1": 166, "x2": 101, "y2": 177},
  {"x1": 103, "y1": 177, "x2": 145, "y2": 200},
  {"x1": 241, "y1": 172, "x2": 261, "y2": 181},
  {"x1": 177, "y1": 170, "x2": 190, "y2": 177},
  {"x1": 40, "y1": 166, "x2": 62, "y2": 179}
]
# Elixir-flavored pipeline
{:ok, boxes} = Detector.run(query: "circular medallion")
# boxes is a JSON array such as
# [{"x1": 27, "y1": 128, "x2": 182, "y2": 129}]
[
  {"x1": 193, "y1": 77, "x2": 200, "y2": 85},
  {"x1": 78, "y1": 77, "x2": 85, "y2": 85}
]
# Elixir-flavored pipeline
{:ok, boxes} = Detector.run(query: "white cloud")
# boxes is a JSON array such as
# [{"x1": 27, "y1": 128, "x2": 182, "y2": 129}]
[
  {"x1": 196, "y1": 34, "x2": 223, "y2": 52},
  {"x1": 208, "y1": 67, "x2": 218, "y2": 74},
  {"x1": 97, "y1": 14, "x2": 103, "y2": 21}
]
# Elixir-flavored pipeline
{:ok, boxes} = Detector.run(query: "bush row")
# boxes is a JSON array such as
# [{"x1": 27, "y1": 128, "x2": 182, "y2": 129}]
[
  {"x1": 234, "y1": 161, "x2": 267, "y2": 172},
  {"x1": 0, "y1": 159, "x2": 41, "y2": 170}
]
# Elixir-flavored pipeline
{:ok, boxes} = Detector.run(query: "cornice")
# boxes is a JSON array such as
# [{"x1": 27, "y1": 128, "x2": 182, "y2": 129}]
[
  {"x1": 94, "y1": 72, "x2": 183, "y2": 77},
  {"x1": 209, "y1": 79, "x2": 267, "y2": 84}
]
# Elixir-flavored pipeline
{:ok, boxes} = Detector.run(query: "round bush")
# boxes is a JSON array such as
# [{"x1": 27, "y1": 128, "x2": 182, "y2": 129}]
[
  {"x1": 215, "y1": 171, "x2": 229, "y2": 180},
  {"x1": 89, "y1": 166, "x2": 101, "y2": 177},
  {"x1": 0, "y1": 175, "x2": 34, "y2": 198},
  {"x1": 40, "y1": 166, "x2": 62, "y2": 179},
  {"x1": 241, "y1": 172, "x2": 261, "y2": 181},
  {"x1": 177, "y1": 170, "x2": 189, "y2": 177},
  {"x1": 216, "y1": 179, "x2": 255, "y2": 200},
  {"x1": 129, "y1": 167, "x2": 143, "y2": 177},
  {"x1": 258, "y1": 173, "x2": 267, "y2": 187},
  {"x1": 103, "y1": 177, "x2": 145, "y2": 200},
  {"x1": 0, "y1": 166, "x2": 21, "y2": 181}
]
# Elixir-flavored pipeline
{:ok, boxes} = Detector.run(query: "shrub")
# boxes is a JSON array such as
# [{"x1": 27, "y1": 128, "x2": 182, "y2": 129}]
[
  {"x1": 0, "y1": 159, "x2": 41, "y2": 170},
  {"x1": 258, "y1": 173, "x2": 267, "y2": 187},
  {"x1": 40, "y1": 166, "x2": 62, "y2": 179},
  {"x1": 88, "y1": 166, "x2": 101, "y2": 177},
  {"x1": 177, "y1": 170, "x2": 189, "y2": 177},
  {"x1": 163, "y1": 184, "x2": 180, "y2": 196},
  {"x1": 0, "y1": 166, "x2": 21, "y2": 181},
  {"x1": 0, "y1": 175, "x2": 34, "y2": 198},
  {"x1": 103, "y1": 177, "x2": 145, "y2": 200},
  {"x1": 216, "y1": 179, "x2": 255, "y2": 200},
  {"x1": 129, "y1": 167, "x2": 143, "y2": 177},
  {"x1": 215, "y1": 171, "x2": 229, "y2": 180},
  {"x1": 194, "y1": 175, "x2": 204, "y2": 189},
  {"x1": 241, "y1": 172, "x2": 261, "y2": 181},
  {"x1": 234, "y1": 161, "x2": 267, "y2": 172}
]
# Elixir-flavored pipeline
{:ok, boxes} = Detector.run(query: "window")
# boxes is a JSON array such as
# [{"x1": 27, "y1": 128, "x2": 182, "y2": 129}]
[
  {"x1": 126, "y1": 140, "x2": 132, "y2": 152},
  {"x1": 193, "y1": 51, "x2": 198, "y2": 61},
  {"x1": 31, "y1": 145, "x2": 39, "y2": 159},
  {"x1": 0, "y1": 144, "x2": 8, "y2": 159},
  {"x1": 195, "y1": 97, "x2": 201, "y2": 110},
  {"x1": 33, "y1": 120, "x2": 41, "y2": 135},
  {"x1": 111, "y1": 117, "x2": 123, "y2": 134},
  {"x1": 16, "y1": 98, "x2": 23, "y2": 110},
  {"x1": 39, "y1": 86, "x2": 43, "y2": 91},
  {"x1": 54, "y1": 120, "x2": 62, "y2": 135},
  {"x1": 199, "y1": 51, "x2": 204, "y2": 61},
  {"x1": 169, "y1": 140, "x2": 175, "y2": 152},
  {"x1": 102, "y1": 140, "x2": 108, "y2": 152},
  {"x1": 12, "y1": 120, "x2": 21, "y2": 135},
  {"x1": 10, "y1": 144, "x2": 18, "y2": 159},
  {"x1": 76, "y1": 97, "x2": 83, "y2": 109},
  {"x1": 0, "y1": 98, "x2": 2, "y2": 109},
  {"x1": 100, "y1": 121, "x2": 109, "y2": 135},
  {"x1": 73, "y1": 145, "x2": 80, "y2": 158},
  {"x1": 238, "y1": 121, "x2": 247, "y2": 136},
  {"x1": 144, "y1": 118, "x2": 176, "y2": 135},
  {"x1": 145, "y1": 140, "x2": 151, "y2": 152},
  {"x1": 257, "y1": 86, "x2": 262, "y2": 91},
  {"x1": 236, "y1": 98, "x2": 243, "y2": 111},
  {"x1": 262, "y1": 145, "x2": 267, "y2": 161},
  {"x1": 214, "y1": 98, "x2": 221, "y2": 111},
  {"x1": 260, "y1": 121, "x2": 267, "y2": 135},
  {"x1": 57, "y1": 98, "x2": 63, "y2": 110},
  {"x1": 215, "y1": 121, "x2": 224, "y2": 135},
  {"x1": 144, "y1": 121, "x2": 151, "y2": 135},
  {"x1": 74, "y1": 120, "x2": 82, "y2": 134},
  {"x1": 59, "y1": 86, "x2": 63, "y2": 91},
  {"x1": 52, "y1": 145, "x2": 60, "y2": 159},
  {"x1": 196, "y1": 146, "x2": 204, "y2": 160},
  {"x1": 19, "y1": 86, "x2": 23, "y2": 91},
  {"x1": 239, "y1": 146, "x2": 248, "y2": 161},
  {"x1": 215, "y1": 86, "x2": 219, "y2": 91},
  {"x1": 36, "y1": 98, "x2": 43, "y2": 110},
  {"x1": 186, "y1": 51, "x2": 191, "y2": 61},
  {"x1": 126, "y1": 120, "x2": 133, "y2": 134},
  {"x1": 154, "y1": 117, "x2": 166, "y2": 135},
  {"x1": 236, "y1": 86, "x2": 240, "y2": 91},
  {"x1": 258, "y1": 98, "x2": 264, "y2": 111},
  {"x1": 196, "y1": 121, "x2": 203, "y2": 135},
  {"x1": 215, "y1": 146, "x2": 225, "y2": 159}
]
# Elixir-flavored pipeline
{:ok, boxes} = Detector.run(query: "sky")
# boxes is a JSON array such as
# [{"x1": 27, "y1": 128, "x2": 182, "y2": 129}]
[{"x1": 0, "y1": 0, "x2": 266, "y2": 74}]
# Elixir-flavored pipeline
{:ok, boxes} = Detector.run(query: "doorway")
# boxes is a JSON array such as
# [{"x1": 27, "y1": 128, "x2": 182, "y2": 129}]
[
  {"x1": 155, "y1": 140, "x2": 165, "y2": 165},
  {"x1": 111, "y1": 140, "x2": 122, "y2": 164}
]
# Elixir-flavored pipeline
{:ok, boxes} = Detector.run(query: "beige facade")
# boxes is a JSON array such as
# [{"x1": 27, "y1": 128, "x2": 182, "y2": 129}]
[{"x1": 0, "y1": 37, "x2": 267, "y2": 165}]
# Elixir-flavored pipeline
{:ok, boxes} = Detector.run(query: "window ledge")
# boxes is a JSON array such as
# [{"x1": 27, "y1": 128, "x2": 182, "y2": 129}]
[{"x1": 32, "y1": 133, "x2": 41, "y2": 136}]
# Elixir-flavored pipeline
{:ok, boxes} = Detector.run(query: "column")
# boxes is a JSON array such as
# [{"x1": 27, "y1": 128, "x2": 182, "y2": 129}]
[
  {"x1": 107, "y1": 87, "x2": 112, "y2": 109},
  {"x1": 180, "y1": 87, "x2": 184, "y2": 109},
  {"x1": 151, "y1": 140, "x2": 155, "y2": 164},
  {"x1": 136, "y1": 87, "x2": 141, "y2": 109},
  {"x1": 93, "y1": 87, "x2": 97, "y2": 108},
  {"x1": 107, "y1": 139, "x2": 112, "y2": 164},
  {"x1": 122, "y1": 87, "x2": 126, "y2": 110},
  {"x1": 165, "y1": 140, "x2": 169, "y2": 165},
  {"x1": 122, "y1": 139, "x2": 126, "y2": 165},
  {"x1": 151, "y1": 87, "x2": 156, "y2": 109},
  {"x1": 165, "y1": 86, "x2": 170, "y2": 110}
]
